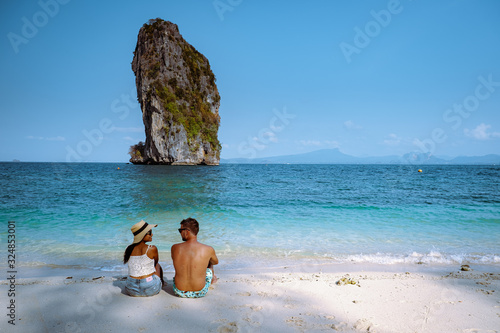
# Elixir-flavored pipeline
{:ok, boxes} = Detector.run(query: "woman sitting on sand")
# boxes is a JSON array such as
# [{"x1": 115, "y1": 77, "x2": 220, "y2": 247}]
[{"x1": 123, "y1": 220, "x2": 164, "y2": 296}]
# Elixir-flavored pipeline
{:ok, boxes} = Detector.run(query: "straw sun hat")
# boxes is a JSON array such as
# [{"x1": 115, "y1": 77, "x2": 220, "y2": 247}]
[{"x1": 131, "y1": 220, "x2": 157, "y2": 243}]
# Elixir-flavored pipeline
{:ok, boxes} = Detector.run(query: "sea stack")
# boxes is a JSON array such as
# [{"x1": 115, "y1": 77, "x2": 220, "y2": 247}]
[{"x1": 129, "y1": 18, "x2": 221, "y2": 165}]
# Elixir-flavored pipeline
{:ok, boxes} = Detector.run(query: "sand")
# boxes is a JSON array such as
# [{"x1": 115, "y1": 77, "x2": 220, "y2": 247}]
[{"x1": 1, "y1": 263, "x2": 499, "y2": 333}]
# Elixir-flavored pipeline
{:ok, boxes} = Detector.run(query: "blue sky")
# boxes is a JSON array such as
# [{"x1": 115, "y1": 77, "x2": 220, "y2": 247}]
[{"x1": 1, "y1": 0, "x2": 499, "y2": 162}]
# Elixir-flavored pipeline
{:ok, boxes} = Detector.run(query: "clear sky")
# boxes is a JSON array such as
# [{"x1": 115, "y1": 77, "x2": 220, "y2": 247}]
[{"x1": 1, "y1": 0, "x2": 499, "y2": 162}]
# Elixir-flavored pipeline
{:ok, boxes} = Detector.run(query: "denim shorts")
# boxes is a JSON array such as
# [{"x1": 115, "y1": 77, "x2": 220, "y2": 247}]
[{"x1": 125, "y1": 275, "x2": 161, "y2": 297}]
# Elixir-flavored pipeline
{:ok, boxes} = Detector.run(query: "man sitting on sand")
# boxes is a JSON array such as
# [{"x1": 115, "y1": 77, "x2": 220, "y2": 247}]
[{"x1": 171, "y1": 218, "x2": 218, "y2": 298}]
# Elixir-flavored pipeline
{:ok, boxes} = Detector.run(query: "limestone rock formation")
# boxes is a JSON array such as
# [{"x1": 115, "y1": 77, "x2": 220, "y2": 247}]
[{"x1": 129, "y1": 18, "x2": 221, "y2": 165}]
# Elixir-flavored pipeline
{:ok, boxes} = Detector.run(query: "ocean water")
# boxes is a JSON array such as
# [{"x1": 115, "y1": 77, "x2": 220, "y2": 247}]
[{"x1": 1, "y1": 162, "x2": 499, "y2": 274}]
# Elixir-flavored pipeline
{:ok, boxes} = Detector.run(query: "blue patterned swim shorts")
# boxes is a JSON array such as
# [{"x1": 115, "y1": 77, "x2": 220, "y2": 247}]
[{"x1": 173, "y1": 269, "x2": 213, "y2": 298}]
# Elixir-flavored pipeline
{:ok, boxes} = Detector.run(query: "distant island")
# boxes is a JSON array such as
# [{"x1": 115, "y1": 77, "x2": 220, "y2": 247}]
[
  {"x1": 221, "y1": 149, "x2": 500, "y2": 165},
  {"x1": 129, "y1": 18, "x2": 221, "y2": 165}
]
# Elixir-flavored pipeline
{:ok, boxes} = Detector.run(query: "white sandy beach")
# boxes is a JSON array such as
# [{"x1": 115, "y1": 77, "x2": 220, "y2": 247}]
[{"x1": 1, "y1": 263, "x2": 499, "y2": 333}]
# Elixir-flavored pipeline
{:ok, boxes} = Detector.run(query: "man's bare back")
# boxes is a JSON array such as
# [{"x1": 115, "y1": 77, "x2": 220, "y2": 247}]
[{"x1": 171, "y1": 218, "x2": 218, "y2": 293}]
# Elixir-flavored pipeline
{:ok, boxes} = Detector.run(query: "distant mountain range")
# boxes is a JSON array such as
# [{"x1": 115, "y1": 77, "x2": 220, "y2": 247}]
[{"x1": 221, "y1": 149, "x2": 500, "y2": 165}]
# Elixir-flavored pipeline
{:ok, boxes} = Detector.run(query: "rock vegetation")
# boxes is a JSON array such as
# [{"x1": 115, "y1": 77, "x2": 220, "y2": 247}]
[{"x1": 129, "y1": 18, "x2": 221, "y2": 165}]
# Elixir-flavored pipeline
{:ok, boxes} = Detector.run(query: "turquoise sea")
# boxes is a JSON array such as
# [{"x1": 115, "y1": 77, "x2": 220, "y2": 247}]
[{"x1": 1, "y1": 162, "x2": 499, "y2": 275}]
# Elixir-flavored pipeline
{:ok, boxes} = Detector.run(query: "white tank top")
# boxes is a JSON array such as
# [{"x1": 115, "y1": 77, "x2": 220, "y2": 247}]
[{"x1": 128, "y1": 245, "x2": 156, "y2": 277}]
